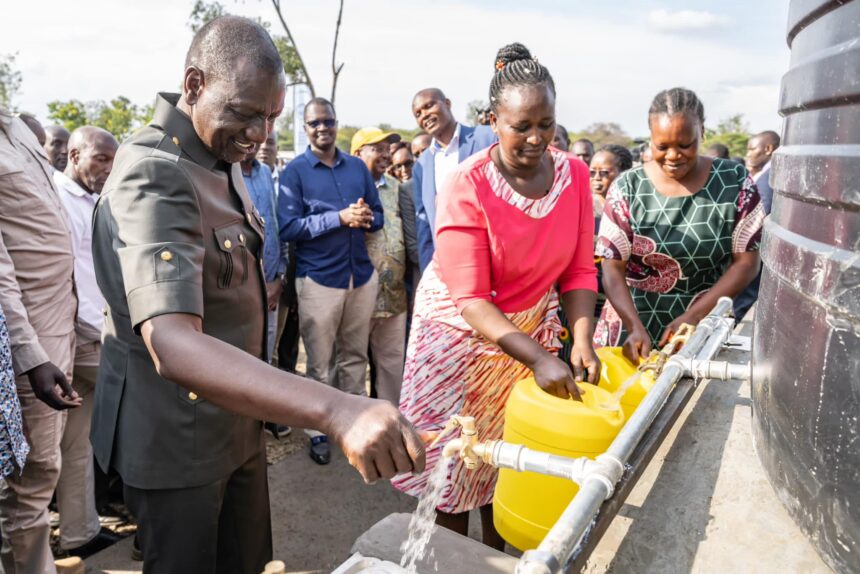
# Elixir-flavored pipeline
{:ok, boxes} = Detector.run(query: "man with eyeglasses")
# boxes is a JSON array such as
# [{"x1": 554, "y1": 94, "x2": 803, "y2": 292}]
[{"x1": 278, "y1": 98, "x2": 384, "y2": 465}]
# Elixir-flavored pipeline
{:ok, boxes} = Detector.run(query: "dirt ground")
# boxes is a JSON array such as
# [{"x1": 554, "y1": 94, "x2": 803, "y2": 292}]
[{"x1": 85, "y1": 429, "x2": 421, "y2": 573}]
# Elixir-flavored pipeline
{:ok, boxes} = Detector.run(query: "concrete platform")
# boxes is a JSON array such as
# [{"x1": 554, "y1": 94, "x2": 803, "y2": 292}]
[
  {"x1": 352, "y1": 513, "x2": 518, "y2": 573},
  {"x1": 583, "y1": 316, "x2": 830, "y2": 573}
]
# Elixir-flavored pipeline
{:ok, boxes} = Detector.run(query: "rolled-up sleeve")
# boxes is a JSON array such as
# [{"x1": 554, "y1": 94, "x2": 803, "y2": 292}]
[
  {"x1": 558, "y1": 160, "x2": 598, "y2": 294},
  {"x1": 107, "y1": 157, "x2": 205, "y2": 330},
  {"x1": 434, "y1": 170, "x2": 492, "y2": 312}
]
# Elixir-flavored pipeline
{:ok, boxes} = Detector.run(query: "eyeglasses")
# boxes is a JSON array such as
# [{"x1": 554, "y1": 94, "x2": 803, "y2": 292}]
[
  {"x1": 305, "y1": 119, "x2": 336, "y2": 129},
  {"x1": 393, "y1": 160, "x2": 415, "y2": 171},
  {"x1": 589, "y1": 169, "x2": 612, "y2": 179}
]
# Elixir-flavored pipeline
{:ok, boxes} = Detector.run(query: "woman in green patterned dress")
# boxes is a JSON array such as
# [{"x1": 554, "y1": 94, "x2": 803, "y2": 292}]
[{"x1": 594, "y1": 88, "x2": 765, "y2": 362}]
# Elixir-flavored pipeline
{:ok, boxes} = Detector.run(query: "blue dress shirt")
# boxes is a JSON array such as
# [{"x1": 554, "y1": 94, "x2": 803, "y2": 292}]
[
  {"x1": 242, "y1": 159, "x2": 285, "y2": 282},
  {"x1": 278, "y1": 147, "x2": 383, "y2": 289}
]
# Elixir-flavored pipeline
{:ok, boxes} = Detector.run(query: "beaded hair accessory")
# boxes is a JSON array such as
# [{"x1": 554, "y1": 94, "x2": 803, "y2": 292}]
[{"x1": 495, "y1": 55, "x2": 540, "y2": 71}]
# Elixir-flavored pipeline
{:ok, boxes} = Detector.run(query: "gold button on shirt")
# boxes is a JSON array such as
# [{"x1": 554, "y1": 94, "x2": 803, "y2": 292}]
[
  {"x1": 188, "y1": 392, "x2": 198, "y2": 401},
  {"x1": 160, "y1": 251, "x2": 173, "y2": 261}
]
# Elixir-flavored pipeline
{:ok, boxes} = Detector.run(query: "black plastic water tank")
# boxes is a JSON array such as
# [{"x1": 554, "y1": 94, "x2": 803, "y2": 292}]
[{"x1": 752, "y1": 1, "x2": 860, "y2": 572}]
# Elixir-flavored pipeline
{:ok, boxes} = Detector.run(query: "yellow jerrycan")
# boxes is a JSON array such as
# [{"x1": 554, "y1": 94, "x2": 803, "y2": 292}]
[
  {"x1": 595, "y1": 347, "x2": 657, "y2": 419},
  {"x1": 493, "y1": 378, "x2": 625, "y2": 551}
]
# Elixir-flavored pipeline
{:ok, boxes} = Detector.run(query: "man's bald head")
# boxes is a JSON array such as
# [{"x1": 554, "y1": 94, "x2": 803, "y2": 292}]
[
  {"x1": 18, "y1": 113, "x2": 45, "y2": 146},
  {"x1": 44, "y1": 125, "x2": 70, "y2": 171},
  {"x1": 68, "y1": 126, "x2": 117, "y2": 152},
  {"x1": 67, "y1": 126, "x2": 118, "y2": 194},
  {"x1": 185, "y1": 15, "x2": 284, "y2": 85},
  {"x1": 412, "y1": 88, "x2": 446, "y2": 108},
  {"x1": 756, "y1": 130, "x2": 781, "y2": 149}
]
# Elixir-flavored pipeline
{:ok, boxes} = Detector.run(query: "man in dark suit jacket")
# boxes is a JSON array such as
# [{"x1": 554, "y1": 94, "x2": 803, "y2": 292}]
[{"x1": 410, "y1": 88, "x2": 497, "y2": 271}]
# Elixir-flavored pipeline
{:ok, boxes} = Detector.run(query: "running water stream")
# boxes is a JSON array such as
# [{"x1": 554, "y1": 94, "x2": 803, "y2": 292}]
[
  {"x1": 599, "y1": 369, "x2": 642, "y2": 412},
  {"x1": 399, "y1": 456, "x2": 451, "y2": 573}
]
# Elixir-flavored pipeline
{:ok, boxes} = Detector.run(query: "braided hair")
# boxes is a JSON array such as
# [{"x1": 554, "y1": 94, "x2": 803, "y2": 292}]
[
  {"x1": 648, "y1": 87, "x2": 705, "y2": 131},
  {"x1": 598, "y1": 144, "x2": 634, "y2": 172},
  {"x1": 489, "y1": 43, "x2": 556, "y2": 111}
]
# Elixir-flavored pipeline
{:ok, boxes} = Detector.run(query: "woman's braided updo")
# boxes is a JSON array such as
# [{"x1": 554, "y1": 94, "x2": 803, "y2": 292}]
[
  {"x1": 489, "y1": 42, "x2": 556, "y2": 112},
  {"x1": 648, "y1": 87, "x2": 705, "y2": 130}
]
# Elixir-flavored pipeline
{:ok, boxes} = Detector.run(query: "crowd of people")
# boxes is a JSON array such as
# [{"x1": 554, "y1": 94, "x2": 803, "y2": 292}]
[{"x1": 0, "y1": 14, "x2": 782, "y2": 574}]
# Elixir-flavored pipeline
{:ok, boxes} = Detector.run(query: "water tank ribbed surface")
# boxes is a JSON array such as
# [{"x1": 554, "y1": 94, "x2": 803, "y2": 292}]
[{"x1": 752, "y1": 1, "x2": 860, "y2": 572}]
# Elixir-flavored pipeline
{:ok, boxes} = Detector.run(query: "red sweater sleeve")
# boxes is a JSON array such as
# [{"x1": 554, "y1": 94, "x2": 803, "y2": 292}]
[
  {"x1": 434, "y1": 168, "x2": 493, "y2": 312},
  {"x1": 558, "y1": 159, "x2": 598, "y2": 294}
]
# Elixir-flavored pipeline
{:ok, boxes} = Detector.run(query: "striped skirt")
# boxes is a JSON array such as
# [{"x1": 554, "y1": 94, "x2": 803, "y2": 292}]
[{"x1": 392, "y1": 265, "x2": 561, "y2": 513}]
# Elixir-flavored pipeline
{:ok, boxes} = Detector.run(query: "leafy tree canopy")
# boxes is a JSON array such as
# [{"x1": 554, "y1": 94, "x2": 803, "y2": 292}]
[
  {"x1": 47, "y1": 97, "x2": 153, "y2": 140},
  {"x1": 703, "y1": 114, "x2": 751, "y2": 158}
]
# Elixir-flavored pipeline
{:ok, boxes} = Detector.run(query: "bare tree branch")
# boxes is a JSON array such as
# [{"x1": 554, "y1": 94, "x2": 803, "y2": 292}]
[
  {"x1": 270, "y1": 0, "x2": 316, "y2": 97},
  {"x1": 329, "y1": 0, "x2": 345, "y2": 105}
]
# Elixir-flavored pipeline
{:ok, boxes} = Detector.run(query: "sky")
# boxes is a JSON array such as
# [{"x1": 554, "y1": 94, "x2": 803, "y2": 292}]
[{"x1": 4, "y1": 0, "x2": 791, "y2": 139}]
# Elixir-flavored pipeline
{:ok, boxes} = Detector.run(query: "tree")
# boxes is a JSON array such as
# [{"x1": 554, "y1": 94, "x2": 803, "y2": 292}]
[
  {"x1": 569, "y1": 122, "x2": 633, "y2": 148},
  {"x1": 47, "y1": 97, "x2": 152, "y2": 140},
  {"x1": 466, "y1": 100, "x2": 490, "y2": 127},
  {"x1": 0, "y1": 53, "x2": 22, "y2": 110},
  {"x1": 704, "y1": 114, "x2": 750, "y2": 158},
  {"x1": 46, "y1": 100, "x2": 89, "y2": 132},
  {"x1": 187, "y1": 0, "x2": 346, "y2": 102}
]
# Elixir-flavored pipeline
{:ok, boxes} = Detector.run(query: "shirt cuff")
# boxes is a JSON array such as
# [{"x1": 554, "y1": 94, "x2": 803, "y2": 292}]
[
  {"x1": 127, "y1": 280, "x2": 204, "y2": 333},
  {"x1": 324, "y1": 210, "x2": 341, "y2": 232},
  {"x1": 559, "y1": 275, "x2": 598, "y2": 295},
  {"x1": 11, "y1": 340, "x2": 51, "y2": 377}
]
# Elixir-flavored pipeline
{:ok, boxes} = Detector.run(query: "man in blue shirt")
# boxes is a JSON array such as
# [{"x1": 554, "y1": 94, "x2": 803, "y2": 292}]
[
  {"x1": 278, "y1": 97, "x2": 383, "y2": 465},
  {"x1": 241, "y1": 148, "x2": 287, "y2": 361}
]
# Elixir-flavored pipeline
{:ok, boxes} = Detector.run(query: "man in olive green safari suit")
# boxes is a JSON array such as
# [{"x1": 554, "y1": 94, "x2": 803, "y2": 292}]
[{"x1": 91, "y1": 16, "x2": 424, "y2": 574}]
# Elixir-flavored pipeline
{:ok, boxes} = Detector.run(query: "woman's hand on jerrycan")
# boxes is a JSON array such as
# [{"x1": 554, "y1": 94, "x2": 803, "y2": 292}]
[
  {"x1": 623, "y1": 324, "x2": 653, "y2": 363},
  {"x1": 571, "y1": 343, "x2": 601, "y2": 386},
  {"x1": 532, "y1": 352, "x2": 584, "y2": 401}
]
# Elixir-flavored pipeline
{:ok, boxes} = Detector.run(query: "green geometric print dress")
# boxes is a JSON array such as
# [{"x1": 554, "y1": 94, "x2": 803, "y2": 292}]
[{"x1": 593, "y1": 158, "x2": 765, "y2": 346}]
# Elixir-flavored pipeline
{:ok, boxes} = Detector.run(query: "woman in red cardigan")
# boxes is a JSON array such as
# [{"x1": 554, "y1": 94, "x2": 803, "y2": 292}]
[{"x1": 392, "y1": 43, "x2": 600, "y2": 548}]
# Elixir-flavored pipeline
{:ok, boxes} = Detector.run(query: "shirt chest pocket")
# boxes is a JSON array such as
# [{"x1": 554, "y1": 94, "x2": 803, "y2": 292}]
[{"x1": 213, "y1": 221, "x2": 250, "y2": 289}]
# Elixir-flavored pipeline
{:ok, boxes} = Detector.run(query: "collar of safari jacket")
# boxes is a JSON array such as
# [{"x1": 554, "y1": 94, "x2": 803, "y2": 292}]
[{"x1": 152, "y1": 92, "x2": 219, "y2": 170}]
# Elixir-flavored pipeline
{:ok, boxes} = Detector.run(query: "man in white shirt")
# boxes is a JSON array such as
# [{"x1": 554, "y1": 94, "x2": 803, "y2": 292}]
[
  {"x1": 410, "y1": 88, "x2": 497, "y2": 271},
  {"x1": 53, "y1": 126, "x2": 120, "y2": 558}
]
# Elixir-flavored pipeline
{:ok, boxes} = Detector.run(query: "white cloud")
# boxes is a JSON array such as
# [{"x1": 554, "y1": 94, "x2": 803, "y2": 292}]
[
  {"x1": 648, "y1": 9, "x2": 731, "y2": 32},
  {"x1": 2, "y1": 0, "x2": 786, "y2": 138}
]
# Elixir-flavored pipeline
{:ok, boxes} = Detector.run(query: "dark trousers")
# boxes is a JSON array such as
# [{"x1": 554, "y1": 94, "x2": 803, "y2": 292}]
[{"x1": 124, "y1": 447, "x2": 272, "y2": 574}]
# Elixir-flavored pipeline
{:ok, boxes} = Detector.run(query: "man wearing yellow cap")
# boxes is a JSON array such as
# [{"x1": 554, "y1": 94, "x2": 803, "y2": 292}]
[
  {"x1": 351, "y1": 128, "x2": 414, "y2": 406},
  {"x1": 278, "y1": 98, "x2": 384, "y2": 465}
]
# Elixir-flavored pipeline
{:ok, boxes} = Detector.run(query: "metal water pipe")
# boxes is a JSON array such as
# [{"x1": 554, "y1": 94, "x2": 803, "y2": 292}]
[{"x1": 514, "y1": 296, "x2": 736, "y2": 574}]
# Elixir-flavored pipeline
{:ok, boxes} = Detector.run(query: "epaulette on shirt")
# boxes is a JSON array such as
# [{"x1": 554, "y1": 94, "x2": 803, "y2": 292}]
[{"x1": 147, "y1": 129, "x2": 183, "y2": 164}]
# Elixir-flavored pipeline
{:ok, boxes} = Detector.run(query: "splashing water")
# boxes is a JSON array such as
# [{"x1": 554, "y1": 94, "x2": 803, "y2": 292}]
[
  {"x1": 400, "y1": 457, "x2": 451, "y2": 573},
  {"x1": 599, "y1": 371, "x2": 642, "y2": 412}
]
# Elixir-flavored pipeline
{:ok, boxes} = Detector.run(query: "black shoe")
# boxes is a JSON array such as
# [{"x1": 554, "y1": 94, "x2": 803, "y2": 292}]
[
  {"x1": 309, "y1": 435, "x2": 331, "y2": 465},
  {"x1": 66, "y1": 528, "x2": 123, "y2": 559},
  {"x1": 131, "y1": 534, "x2": 143, "y2": 562},
  {"x1": 264, "y1": 422, "x2": 292, "y2": 440}
]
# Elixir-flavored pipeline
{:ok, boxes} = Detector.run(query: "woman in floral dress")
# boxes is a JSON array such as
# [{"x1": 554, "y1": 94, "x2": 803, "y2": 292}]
[{"x1": 594, "y1": 87, "x2": 765, "y2": 361}]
